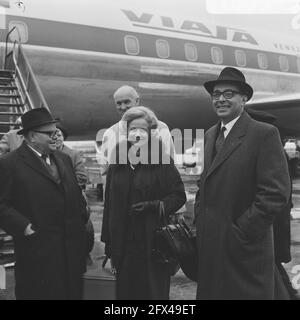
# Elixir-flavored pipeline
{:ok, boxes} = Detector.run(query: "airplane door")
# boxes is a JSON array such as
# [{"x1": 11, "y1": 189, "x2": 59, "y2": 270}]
[{"x1": 8, "y1": 20, "x2": 28, "y2": 43}]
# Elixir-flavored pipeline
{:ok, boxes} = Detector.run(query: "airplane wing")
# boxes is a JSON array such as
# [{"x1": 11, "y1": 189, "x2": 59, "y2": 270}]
[{"x1": 246, "y1": 94, "x2": 300, "y2": 136}]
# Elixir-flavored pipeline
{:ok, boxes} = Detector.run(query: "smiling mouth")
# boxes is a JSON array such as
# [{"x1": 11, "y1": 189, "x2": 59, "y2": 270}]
[{"x1": 217, "y1": 105, "x2": 230, "y2": 110}]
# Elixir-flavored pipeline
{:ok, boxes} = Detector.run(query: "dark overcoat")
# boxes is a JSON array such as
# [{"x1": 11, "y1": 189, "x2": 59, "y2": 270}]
[
  {"x1": 0, "y1": 143, "x2": 87, "y2": 300},
  {"x1": 101, "y1": 147, "x2": 186, "y2": 299},
  {"x1": 194, "y1": 111, "x2": 291, "y2": 300}
]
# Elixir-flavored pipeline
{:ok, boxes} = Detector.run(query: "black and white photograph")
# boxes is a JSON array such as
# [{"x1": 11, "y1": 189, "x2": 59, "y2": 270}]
[{"x1": 0, "y1": 0, "x2": 300, "y2": 302}]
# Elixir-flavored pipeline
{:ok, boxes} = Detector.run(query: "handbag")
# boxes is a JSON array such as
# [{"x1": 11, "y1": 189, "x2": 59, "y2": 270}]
[{"x1": 152, "y1": 201, "x2": 198, "y2": 280}]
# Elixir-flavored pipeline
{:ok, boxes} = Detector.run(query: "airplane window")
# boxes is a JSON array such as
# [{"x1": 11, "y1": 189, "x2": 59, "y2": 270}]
[
  {"x1": 156, "y1": 39, "x2": 170, "y2": 59},
  {"x1": 297, "y1": 56, "x2": 300, "y2": 73},
  {"x1": 279, "y1": 55, "x2": 289, "y2": 72},
  {"x1": 235, "y1": 50, "x2": 246, "y2": 67},
  {"x1": 8, "y1": 21, "x2": 28, "y2": 43},
  {"x1": 211, "y1": 47, "x2": 223, "y2": 65},
  {"x1": 124, "y1": 35, "x2": 140, "y2": 55},
  {"x1": 185, "y1": 43, "x2": 198, "y2": 62},
  {"x1": 257, "y1": 53, "x2": 268, "y2": 69}
]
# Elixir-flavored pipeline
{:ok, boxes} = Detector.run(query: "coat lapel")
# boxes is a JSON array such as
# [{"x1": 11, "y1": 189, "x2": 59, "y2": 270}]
[
  {"x1": 19, "y1": 143, "x2": 61, "y2": 185},
  {"x1": 51, "y1": 151, "x2": 66, "y2": 182},
  {"x1": 204, "y1": 123, "x2": 219, "y2": 173},
  {"x1": 206, "y1": 111, "x2": 250, "y2": 179}
]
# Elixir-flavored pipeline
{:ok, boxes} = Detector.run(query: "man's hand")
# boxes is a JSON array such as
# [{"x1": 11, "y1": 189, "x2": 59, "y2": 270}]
[
  {"x1": 131, "y1": 200, "x2": 160, "y2": 214},
  {"x1": 24, "y1": 224, "x2": 35, "y2": 236}
]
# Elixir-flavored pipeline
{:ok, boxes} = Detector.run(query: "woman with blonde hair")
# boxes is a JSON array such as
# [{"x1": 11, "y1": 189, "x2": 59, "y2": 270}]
[{"x1": 101, "y1": 106, "x2": 186, "y2": 300}]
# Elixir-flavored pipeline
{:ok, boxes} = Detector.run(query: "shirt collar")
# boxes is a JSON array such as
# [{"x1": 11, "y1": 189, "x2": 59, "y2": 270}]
[
  {"x1": 221, "y1": 114, "x2": 241, "y2": 138},
  {"x1": 26, "y1": 144, "x2": 51, "y2": 164},
  {"x1": 27, "y1": 144, "x2": 43, "y2": 157}
]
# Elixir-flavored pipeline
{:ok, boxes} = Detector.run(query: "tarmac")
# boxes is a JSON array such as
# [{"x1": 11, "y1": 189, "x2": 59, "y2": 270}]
[{"x1": 1, "y1": 176, "x2": 300, "y2": 300}]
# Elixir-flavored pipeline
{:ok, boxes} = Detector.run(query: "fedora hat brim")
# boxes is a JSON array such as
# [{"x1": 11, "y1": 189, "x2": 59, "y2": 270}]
[
  {"x1": 17, "y1": 119, "x2": 58, "y2": 135},
  {"x1": 204, "y1": 79, "x2": 253, "y2": 101}
]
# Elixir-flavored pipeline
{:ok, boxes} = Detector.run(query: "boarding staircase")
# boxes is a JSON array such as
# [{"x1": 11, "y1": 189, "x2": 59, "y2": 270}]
[
  {"x1": 0, "y1": 69, "x2": 23, "y2": 136},
  {"x1": 0, "y1": 27, "x2": 50, "y2": 138},
  {"x1": 0, "y1": 27, "x2": 51, "y2": 268}
]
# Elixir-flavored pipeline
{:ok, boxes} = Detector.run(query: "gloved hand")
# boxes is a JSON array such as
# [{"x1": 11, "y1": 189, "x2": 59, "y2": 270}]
[{"x1": 131, "y1": 200, "x2": 160, "y2": 214}]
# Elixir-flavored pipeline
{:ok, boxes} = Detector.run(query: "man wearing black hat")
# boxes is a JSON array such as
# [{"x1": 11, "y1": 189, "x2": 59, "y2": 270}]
[
  {"x1": 0, "y1": 108, "x2": 87, "y2": 300},
  {"x1": 194, "y1": 67, "x2": 291, "y2": 300}
]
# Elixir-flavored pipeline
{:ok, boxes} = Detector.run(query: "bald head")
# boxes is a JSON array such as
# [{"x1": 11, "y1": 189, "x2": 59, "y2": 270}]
[{"x1": 113, "y1": 85, "x2": 140, "y2": 116}]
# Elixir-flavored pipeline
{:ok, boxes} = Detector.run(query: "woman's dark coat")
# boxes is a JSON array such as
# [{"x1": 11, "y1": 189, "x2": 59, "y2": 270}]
[{"x1": 101, "y1": 141, "x2": 186, "y2": 299}]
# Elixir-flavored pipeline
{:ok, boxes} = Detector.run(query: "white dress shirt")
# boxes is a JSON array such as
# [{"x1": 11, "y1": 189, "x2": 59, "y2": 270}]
[{"x1": 221, "y1": 115, "x2": 241, "y2": 139}]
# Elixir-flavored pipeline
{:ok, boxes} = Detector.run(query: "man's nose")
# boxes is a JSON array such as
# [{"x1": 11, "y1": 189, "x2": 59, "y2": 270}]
[
  {"x1": 119, "y1": 103, "x2": 130, "y2": 110},
  {"x1": 218, "y1": 94, "x2": 226, "y2": 102}
]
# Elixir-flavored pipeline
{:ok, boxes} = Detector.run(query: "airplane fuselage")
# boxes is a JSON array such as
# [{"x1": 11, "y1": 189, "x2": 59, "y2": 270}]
[{"x1": 1, "y1": 1, "x2": 300, "y2": 139}]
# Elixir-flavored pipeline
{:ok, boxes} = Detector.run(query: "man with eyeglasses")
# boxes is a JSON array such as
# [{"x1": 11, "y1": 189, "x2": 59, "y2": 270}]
[
  {"x1": 194, "y1": 67, "x2": 291, "y2": 300},
  {"x1": 0, "y1": 108, "x2": 87, "y2": 300}
]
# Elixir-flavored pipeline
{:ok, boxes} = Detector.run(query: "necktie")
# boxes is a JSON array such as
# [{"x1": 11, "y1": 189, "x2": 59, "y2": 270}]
[
  {"x1": 41, "y1": 154, "x2": 61, "y2": 183},
  {"x1": 215, "y1": 126, "x2": 226, "y2": 154},
  {"x1": 41, "y1": 154, "x2": 50, "y2": 165}
]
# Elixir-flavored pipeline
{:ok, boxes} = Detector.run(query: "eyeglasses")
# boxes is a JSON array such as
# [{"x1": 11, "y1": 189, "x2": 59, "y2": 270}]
[
  {"x1": 33, "y1": 130, "x2": 58, "y2": 138},
  {"x1": 211, "y1": 90, "x2": 241, "y2": 100}
]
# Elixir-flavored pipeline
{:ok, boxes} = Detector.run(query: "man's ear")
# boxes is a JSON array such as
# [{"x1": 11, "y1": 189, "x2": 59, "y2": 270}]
[
  {"x1": 136, "y1": 97, "x2": 140, "y2": 105},
  {"x1": 27, "y1": 131, "x2": 35, "y2": 143}
]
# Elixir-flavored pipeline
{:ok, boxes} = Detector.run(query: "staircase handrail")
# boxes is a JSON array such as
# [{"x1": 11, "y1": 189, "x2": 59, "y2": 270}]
[
  {"x1": 3, "y1": 27, "x2": 50, "y2": 112},
  {"x1": 4, "y1": 26, "x2": 18, "y2": 68},
  {"x1": 14, "y1": 45, "x2": 50, "y2": 111}
]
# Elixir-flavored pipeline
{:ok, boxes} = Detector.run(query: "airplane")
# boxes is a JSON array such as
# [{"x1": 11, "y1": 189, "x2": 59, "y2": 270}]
[{"x1": 0, "y1": 0, "x2": 300, "y2": 144}]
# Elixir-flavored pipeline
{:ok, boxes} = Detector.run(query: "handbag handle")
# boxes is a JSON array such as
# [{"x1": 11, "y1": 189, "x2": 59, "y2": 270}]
[{"x1": 159, "y1": 201, "x2": 194, "y2": 239}]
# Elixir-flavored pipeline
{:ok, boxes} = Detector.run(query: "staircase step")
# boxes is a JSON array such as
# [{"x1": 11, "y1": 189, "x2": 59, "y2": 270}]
[
  {"x1": 0, "y1": 78, "x2": 13, "y2": 85},
  {"x1": 0, "y1": 86, "x2": 18, "y2": 91},
  {"x1": 0, "y1": 131, "x2": 20, "y2": 135},
  {"x1": 0, "y1": 122, "x2": 21, "y2": 126},
  {"x1": 0, "y1": 94, "x2": 21, "y2": 99},
  {"x1": 0, "y1": 70, "x2": 14, "y2": 78},
  {"x1": 0, "y1": 103, "x2": 24, "y2": 107},
  {"x1": 0, "y1": 112, "x2": 23, "y2": 116}
]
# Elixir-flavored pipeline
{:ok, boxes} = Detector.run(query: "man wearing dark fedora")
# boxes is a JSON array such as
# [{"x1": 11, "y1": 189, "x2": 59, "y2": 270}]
[
  {"x1": 194, "y1": 67, "x2": 291, "y2": 299},
  {"x1": 0, "y1": 108, "x2": 87, "y2": 300}
]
